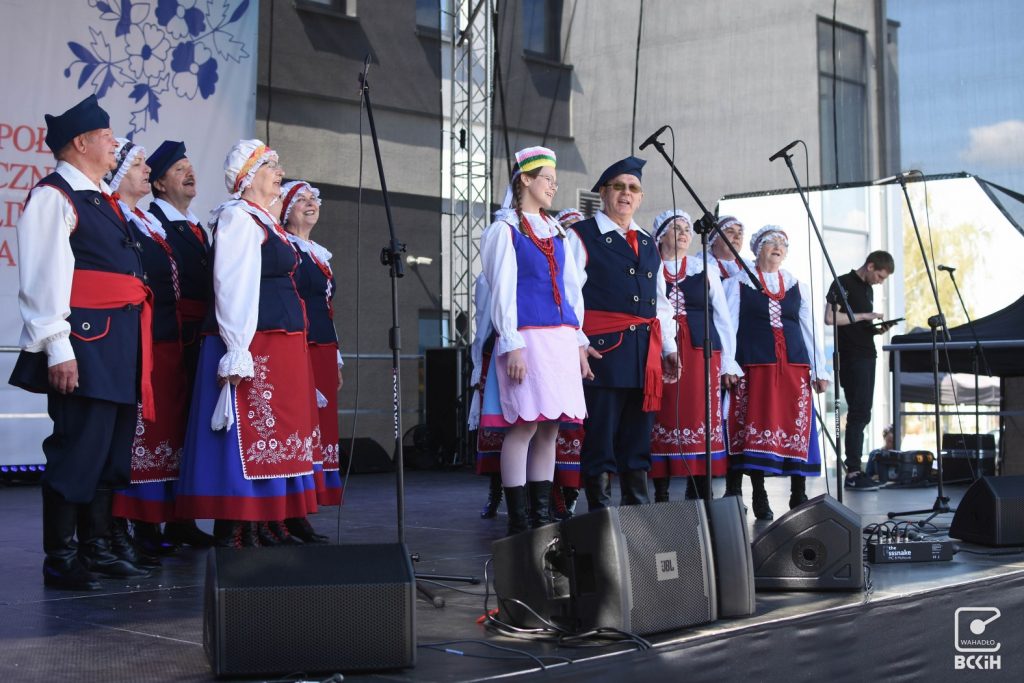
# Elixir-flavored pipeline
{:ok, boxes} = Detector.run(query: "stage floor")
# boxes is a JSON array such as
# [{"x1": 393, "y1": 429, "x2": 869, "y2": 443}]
[{"x1": 1, "y1": 469, "x2": 1022, "y2": 682}]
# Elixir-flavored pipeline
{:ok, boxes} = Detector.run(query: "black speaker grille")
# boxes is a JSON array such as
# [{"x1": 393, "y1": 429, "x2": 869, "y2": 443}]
[{"x1": 618, "y1": 502, "x2": 716, "y2": 634}]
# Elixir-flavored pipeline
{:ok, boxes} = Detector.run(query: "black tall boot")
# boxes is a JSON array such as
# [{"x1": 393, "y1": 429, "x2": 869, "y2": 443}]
[
  {"x1": 789, "y1": 475, "x2": 808, "y2": 510},
  {"x1": 78, "y1": 490, "x2": 151, "y2": 579},
  {"x1": 562, "y1": 487, "x2": 579, "y2": 518},
  {"x1": 619, "y1": 470, "x2": 650, "y2": 506},
  {"x1": 132, "y1": 521, "x2": 174, "y2": 556},
  {"x1": 584, "y1": 473, "x2": 612, "y2": 511},
  {"x1": 504, "y1": 486, "x2": 528, "y2": 536},
  {"x1": 163, "y1": 520, "x2": 216, "y2": 548},
  {"x1": 527, "y1": 481, "x2": 553, "y2": 529},
  {"x1": 749, "y1": 471, "x2": 774, "y2": 520},
  {"x1": 213, "y1": 520, "x2": 259, "y2": 548},
  {"x1": 653, "y1": 477, "x2": 671, "y2": 503},
  {"x1": 684, "y1": 476, "x2": 711, "y2": 501},
  {"x1": 110, "y1": 516, "x2": 160, "y2": 568},
  {"x1": 267, "y1": 521, "x2": 304, "y2": 545},
  {"x1": 41, "y1": 487, "x2": 101, "y2": 591},
  {"x1": 480, "y1": 472, "x2": 503, "y2": 519},
  {"x1": 724, "y1": 469, "x2": 744, "y2": 497},
  {"x1": 285, "y1": 517, "x2": 329, "y2": 544}
]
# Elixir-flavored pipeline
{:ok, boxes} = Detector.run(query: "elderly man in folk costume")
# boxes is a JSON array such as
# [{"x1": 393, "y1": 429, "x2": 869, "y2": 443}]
[
  {"x1": 565, "y1": 157, "x2": 679, "y2": 509},
  {"x1": 10, "y1": 95, "x2": 152, "y2": 589}
]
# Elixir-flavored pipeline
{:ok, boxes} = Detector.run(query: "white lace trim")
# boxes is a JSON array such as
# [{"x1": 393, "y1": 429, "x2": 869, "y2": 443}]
[
  {"x1": 286, "y1": 234, "x2": 333, "y2": 271},
  {"x1": 230, "y1": 149, "x2": 277, "y2": 199},
  {"x1": 217, "y1": 348, "x2": 254, "y2": 379},
  {"x1": 108, "y1": 146, "x2": 146, "y2": 192},
  {"x1": 208, "y1": 199, "x2": 286, "y2": 242},
  {"x1": 120, "y1": 201, "x2": 167, "y2": 239}
]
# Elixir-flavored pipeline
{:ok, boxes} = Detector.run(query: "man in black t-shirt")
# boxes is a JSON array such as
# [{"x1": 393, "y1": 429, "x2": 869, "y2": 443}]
[{"x1": 825, "y1": 251, "x2": 896, "y2": 490}]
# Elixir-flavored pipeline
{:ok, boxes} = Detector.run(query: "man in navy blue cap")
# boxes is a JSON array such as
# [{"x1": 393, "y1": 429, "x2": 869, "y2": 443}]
[
  {"x1": 566, "y1": 156, "x2": 679, "y2": 509},
  {"x1": 10, "y1": 94, "x2": 151, "y2": 589},
  {"x1": 141, "y1": 142, "x2": 216, "y2": 550}
]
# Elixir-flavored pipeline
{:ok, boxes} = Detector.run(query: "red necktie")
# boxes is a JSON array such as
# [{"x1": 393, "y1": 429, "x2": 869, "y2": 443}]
[
  {"x1": 103, "y1": 192, "x2": 126, "y2": 222},
  {"x1": 188, "y1": 222, "x2": 207, "y2": 247},
  {"x1": 625, "y1": 229, "x2": 639, "y2": 256}
]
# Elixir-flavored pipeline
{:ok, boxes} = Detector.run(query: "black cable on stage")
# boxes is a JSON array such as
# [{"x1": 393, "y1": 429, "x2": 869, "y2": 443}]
[
  {"x1": 419, "y1": 639, "x2": 571, "y2": 669},
  {"x1": 629, "y1": 0, "x2": 644, "y2": 154}
]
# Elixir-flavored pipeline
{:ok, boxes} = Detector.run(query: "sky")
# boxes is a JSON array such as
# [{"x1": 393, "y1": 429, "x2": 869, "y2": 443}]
[{"x1": 888, "y1": 0, "x2": 1024, "y2": 193}]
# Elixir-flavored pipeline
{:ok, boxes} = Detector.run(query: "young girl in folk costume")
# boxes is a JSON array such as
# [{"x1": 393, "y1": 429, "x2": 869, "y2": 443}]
[
  {"x1": 649, "y1": 210, "x2": 740, "y2": 503},
  {"x1": 479, "y1": 147, "x2": 591, "y2": 535},
  {"x1": 280, "y1": 180, "x2": 342, "y2": 543},
  {"x1": 723, "y1": 226, "x2": 829, "y2": 519},
  {"x1": 176, "y1": 140, "x2": 319, "y2": 547},
  {"x1": 104, "y1": 140, "x2": 196, "y2": 569}
]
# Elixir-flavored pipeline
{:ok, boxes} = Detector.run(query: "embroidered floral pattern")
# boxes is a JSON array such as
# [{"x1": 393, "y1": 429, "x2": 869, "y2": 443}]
[
  {"x1": 130, "y1": 402, "x2": 181, "y2": 480},
  {"x1": 729, "y1": 374, "x2": 810, "y2": 459},
  {"x1": 242, "y1": 355, "x2": 314, "y2": 468}
]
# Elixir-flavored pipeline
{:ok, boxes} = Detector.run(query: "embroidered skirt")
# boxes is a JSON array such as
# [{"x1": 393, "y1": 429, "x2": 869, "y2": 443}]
[
  {"x1": 650, "y1": 320, "x2": 726, "y2": 478},
  {"x1": 309, "y1": 342, "x2": 342, "y2": 506},
  {"x1": 175, "y1": 333, "x2": 319, "y2": 521},
  {"x1": 113, "y1": 340, "x2": 188, "y2": 522}
]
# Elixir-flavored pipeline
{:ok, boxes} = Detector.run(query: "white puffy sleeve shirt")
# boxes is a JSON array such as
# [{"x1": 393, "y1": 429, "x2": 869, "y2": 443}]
[
  {"x1": 15, "y1": 161, "x2": 111, "y2": 367},
  {"x1": 480, "y1": 212, "x2": 588, "y2": 356},
  {"x1": 212, "y1": 204, "x2": 267, "y2": 379}
]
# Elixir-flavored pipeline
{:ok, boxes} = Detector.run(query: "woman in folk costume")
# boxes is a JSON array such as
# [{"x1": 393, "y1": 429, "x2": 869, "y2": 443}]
[
  {"x1": 723, "y1": 226, "x2": 829, "y2": 518},
  {"x1": 649, "y1": 210, "x2": 740, "y2": 503},
  {"x1": 102, "y1": 140, "x2": 191, "y2": 566},
  {"x1": 279, "y1": 180, "x2": 341, "y2": 543},
  {"x1": 479, "y1": 147, "x2": 591, "y2": 535},
  {"x1": 176, "y1": 140, "x2": 319, "y2": 547}
]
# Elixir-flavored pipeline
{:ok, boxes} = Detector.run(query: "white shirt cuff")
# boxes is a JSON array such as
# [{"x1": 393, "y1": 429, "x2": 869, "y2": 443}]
[
  {"x1": 46, "y1": 335, "x2": 75, "y2": 367},
  {"x1": 218, "y1": 348, "x2": 254, "y2": 379}
]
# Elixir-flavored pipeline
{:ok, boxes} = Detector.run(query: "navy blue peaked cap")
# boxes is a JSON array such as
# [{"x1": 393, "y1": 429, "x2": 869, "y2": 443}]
[
  {"x1": 147, "y1": 140, "x2": 188, "y2": 184},
  {"x1": 44, "y1": 95, "x2": 110, "y2": 153},
  {"x1": 591, "y1": 156, "x2": 646, "y2": 192}
]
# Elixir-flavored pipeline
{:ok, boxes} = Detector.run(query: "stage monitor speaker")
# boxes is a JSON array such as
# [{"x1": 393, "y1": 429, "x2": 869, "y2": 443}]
[
  {"x1": 561, "y1": 500, "x2": 717, "y2": 635},
  {"x1": 751, "y1": 494, "x2": 864, "y2": 591},
  {"x1": 204, "y1": 544, "x2": 416, "y2": 677},
  {"x1": 706, "y1": 496, "x2": 756, "y2": 617},
  {"x1": 491, "y1": 523, "x2": 574, "y2": 630},
  {"x1": 950, "y1": 475, "x2": 1024, "y2": 547},
  {"x1": 941, "y1": 433, "x2": 997, "y2": 482}
]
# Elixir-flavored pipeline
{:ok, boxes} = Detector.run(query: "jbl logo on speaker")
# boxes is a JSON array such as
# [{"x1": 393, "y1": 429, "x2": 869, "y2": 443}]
[{"x1": 655, "y1": 551, "x2": 679, "y2": 581}]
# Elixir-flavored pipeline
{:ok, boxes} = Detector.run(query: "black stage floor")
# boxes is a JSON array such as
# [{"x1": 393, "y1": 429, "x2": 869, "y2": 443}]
[{"x1": 1, "y1": 469, "x2": 1022, "y2": 682}]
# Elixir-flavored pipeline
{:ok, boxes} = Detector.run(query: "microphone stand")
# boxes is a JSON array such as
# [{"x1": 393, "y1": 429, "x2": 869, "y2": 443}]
[
  {"x1": 771, "y1": 149, "x2": 856, "y2": 504},
  {"x1": 644, "y1": 135, "x2": 762, "y2": 508},
  {"x1": 887, "y1": 174, "x2": 955, "y2": 525},
  {"x1": 943, "y1": 267, "x2": 993, "y2": 480},
  {"x1": 359, "y1": 61, "x2": 476, "y2": 606}
]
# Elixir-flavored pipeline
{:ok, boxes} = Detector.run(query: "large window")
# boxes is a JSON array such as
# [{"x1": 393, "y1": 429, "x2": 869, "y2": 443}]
[
  {"x1": 522, "y1": 0, "x2": 562, "y2": 60},
  {"x1": 818, "y1": 18, "x2": 869, "y2": 184}
]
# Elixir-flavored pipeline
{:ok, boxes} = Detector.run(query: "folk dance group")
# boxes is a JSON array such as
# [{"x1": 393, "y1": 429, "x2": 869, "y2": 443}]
[
  {"x1": 472, "y1": 146, "x2": 831, "y2": 536},
  {"x1": 12, "y1": 95, "x2": 344, "y2": 591}
]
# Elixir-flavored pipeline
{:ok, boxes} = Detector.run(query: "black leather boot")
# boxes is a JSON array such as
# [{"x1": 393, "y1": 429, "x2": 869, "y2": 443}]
[
  {"x1": 214, "y1": 520, "x2": 243, "y2": 548},
  {"x1": 562, "y1": 487, "x2": 579, "y2": 518},
  {"x1": 789, "y1": 475, "x2": 808, "y2": 510},
  {"x1": 480, "y1": 472, "x2": 503, "y2": 519},
  {"x1": 256, "y1": 521, "x2": 281, "y2": 546},
  {"x1": 653, "y1": 477, "x2": 671, "y2": 503},
  {"x1": 110, "y1": 517, "x2": 160, "y2": 568},
  {"x1": 584, "y1": 473, "x2": 612, "y2": 511},
  {"x1": 527, "y1": 481, "x2": 554, "y2": 529},
  {"x1": 267, "y1": 521, "x2": 304, "y2": 545},
  {"x1": 285, "y1": 517, "x2": 329, "y2": 544},
  {"x1": 725, "y1": 469, "x2": 744, "y2": 497},
  {"x1": 78, "y1": 490, "x2": 151, "y2": 578},
  {"x1": 503, "y1": 486, "x2": 528, "y2": 536},
  {"x1": 749, "y1": 472, "x2": 774, "y2": 521},
  {"x1": 619, "y1": 470, "x2": 650, "y2": 506},
  {"x1": 42, "y1": 487, "x2": 101, "y2": 591},
  {"x1": 685, "y1": 475, "x2": 710, "y2": 500},
  {"x1": 163, "y1": 520, "x2": 216, "y2": 548},
  {"x1": 132, "y1": 521, "x2": 175, "y2": 556}
]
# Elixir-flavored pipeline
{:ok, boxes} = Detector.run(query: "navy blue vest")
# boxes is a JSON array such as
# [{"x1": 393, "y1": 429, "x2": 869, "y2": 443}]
[
  {"x1": 735, "y1": 279, "x2": 809, "y2": 366},
  {"x1": 11, "y1": 172, "x2": 145, "y2": 405},
  {"x1": 508, "y1": 223, "x2": 579, "y2": 328},
  {"x1": 666, "y1": 265, "x2": 722, "y2": 351},
  {"x1": 149, "y1": 201, "x2": 211, "y2": 304},
  {"x1": 573, "y1": 217, "x2": 661, "y2": 388},
  {"x1": 292, "y1": 246, "x2": 338, "y2": 345},
  {"x1": 129, "y1": 222, "x2": 179, "y2": 343},
  {"x1": 206, "y1": 212, "x2": 306, "y2": 335}
]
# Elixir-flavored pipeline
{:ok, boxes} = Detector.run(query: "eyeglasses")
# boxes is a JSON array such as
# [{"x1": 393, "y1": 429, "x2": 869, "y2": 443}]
[
  {"x1": 605, "y1": 181, "x2": 643, "y2": 194},
  {"x1": 535, "y1": 174, "x2": 558, "y2": 189}
]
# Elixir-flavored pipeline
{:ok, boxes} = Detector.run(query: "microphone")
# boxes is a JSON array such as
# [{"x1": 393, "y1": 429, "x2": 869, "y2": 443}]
[
  {"x1": 872, "y1": 170, "x2": 922, "y2": 185},
  {"x1": 639, "y1": 125, "x2": 669, "y2": 151},
  {"x1": 938, "y1": 264, "x2": 956, "y2": 273},
  {"x1": 768, "y1": 140, "x2": 799, "y2": 162}
]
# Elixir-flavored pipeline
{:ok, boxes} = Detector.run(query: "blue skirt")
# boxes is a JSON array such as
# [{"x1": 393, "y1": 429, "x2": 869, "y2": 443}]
[{"x1": 175, "y1": 336, "x2": 318, "y2": 521}]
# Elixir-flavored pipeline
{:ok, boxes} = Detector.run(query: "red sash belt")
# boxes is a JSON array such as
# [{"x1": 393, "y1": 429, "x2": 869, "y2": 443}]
[
  {"x1": 178, "y1": 298, "x2": 208, "y2": 323},
  {"x1": 583, "y1": 310, "x2": 663, "y2": 412},
  {"x1": 70, "y1": 270, "x2": 155, "y2": 421}
]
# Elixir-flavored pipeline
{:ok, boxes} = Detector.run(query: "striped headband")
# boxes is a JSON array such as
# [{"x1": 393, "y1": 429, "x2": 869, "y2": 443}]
[
  {"x1": 279, "y1": 180, "x2": 321, "y2": 225},
  {"x1": 750, "y1": 225, "x2": 789, "y2": 256},
  {"x1": 233, "y1": 144, "x2": 270, "y2": 192},
  {"x1": 514, "y1": 146, "x2": 556, "y2": 173}
]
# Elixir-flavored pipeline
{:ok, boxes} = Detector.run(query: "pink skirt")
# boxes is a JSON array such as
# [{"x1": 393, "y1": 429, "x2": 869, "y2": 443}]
[{"x1": 485, "y1": 326, "x2": 586, "y2": 427}]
